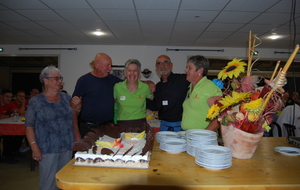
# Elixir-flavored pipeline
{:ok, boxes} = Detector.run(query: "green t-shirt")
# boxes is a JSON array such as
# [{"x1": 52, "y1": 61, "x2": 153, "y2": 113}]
[
  {"x1": 114, "y1": 80, "x2": 152, "y2": 121},
  {"x1": 182, "y1": 77, "x2": 222, "y2": 130}
]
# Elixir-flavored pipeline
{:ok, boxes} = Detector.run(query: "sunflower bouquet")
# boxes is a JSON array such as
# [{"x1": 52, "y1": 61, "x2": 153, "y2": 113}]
[
  {"x1": 207, "y1": 43, "x2": 299, "y2": 134},
  {"x1": 207, "y1": 58, "x2": 273, "y2": 133}
]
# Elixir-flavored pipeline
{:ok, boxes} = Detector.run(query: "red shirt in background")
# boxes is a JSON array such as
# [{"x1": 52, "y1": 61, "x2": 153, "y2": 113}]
[
  {"x1": 7, "y1": 100, "x2": 27, "y2": 115},
  {"x1": 0, "y1": 103, "x2": 11, "y2": 116}
]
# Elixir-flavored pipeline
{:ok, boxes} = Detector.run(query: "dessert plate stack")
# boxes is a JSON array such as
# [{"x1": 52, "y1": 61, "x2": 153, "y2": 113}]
[
  {"x1": 156, "y1": 131, "x2": 180, "y2": 143},
  {"x1": 195, "y1": 145, "x2": 232, "y2": 170},
  {"x1": 177, "y1": 131, "x2": 186, "y2": 139},
  {"x1": 159, "y1": 138, "x2": 187, "y2": 153},
  {"x1": 185, "y1": 129, "x2": 218, "y2": 156}
]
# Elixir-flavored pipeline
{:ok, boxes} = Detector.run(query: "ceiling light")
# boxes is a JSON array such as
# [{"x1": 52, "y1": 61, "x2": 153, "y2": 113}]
[
  {"x1": 268, "y1": 33, "x2": 280, "y2": 40},
  {"x1": 93, "y1": 29, "x2": 104, "y2": 36}
]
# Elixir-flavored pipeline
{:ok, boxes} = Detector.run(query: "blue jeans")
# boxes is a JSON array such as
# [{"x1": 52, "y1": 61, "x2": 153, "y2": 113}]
[{"x1": 160, "y1": 120, "x2": 182, "y2": 132}]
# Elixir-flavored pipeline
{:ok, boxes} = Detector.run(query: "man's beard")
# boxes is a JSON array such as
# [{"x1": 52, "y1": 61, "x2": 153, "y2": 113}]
[{"x1": 159, "y1": 69, "x2": 170, "y2": 76}]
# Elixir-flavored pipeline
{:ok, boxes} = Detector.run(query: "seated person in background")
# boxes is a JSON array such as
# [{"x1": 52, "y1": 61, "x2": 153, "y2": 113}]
[
  {"x1": 25, "y1": 88, "x2": 39, "y2": 110},
  {"x1": 281, "y1": 91, "x2": 289, "y2": 107},
  {"x1": 7, "y1": 90, "x2": 29, "y2": 157},
  {"x1": 0, "y1": 89, "x2": 23, "y2": 163},
  {"x1": 114, "y1": 59, "x2": 152, "y2": 130},
  {"x1": 286, "y1": 92, "x2": 300, "y2": 107},
  {"x1": 0, "y1": 89, "x2": 13, "y2": 119},
  {"x1": 8, "y1": 90, "x2": 27, "y2": 116},
  {"x1": 277, "y1": 102, "x2": 300, "y2": 137}
]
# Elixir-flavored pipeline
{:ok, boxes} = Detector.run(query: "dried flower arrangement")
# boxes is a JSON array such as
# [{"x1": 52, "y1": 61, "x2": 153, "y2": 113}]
[{"x1": 206, "y1": 31, "x2": 299, "y2": 134}]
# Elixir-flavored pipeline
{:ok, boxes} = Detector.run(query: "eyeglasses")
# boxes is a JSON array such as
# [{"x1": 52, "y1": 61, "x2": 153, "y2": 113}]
[
  {"x1": 46, "y1": 76, "x2": 63, "y2": 81},
  {"x1": 156, "y1": 61, "x2": 171, "y2": 66}
]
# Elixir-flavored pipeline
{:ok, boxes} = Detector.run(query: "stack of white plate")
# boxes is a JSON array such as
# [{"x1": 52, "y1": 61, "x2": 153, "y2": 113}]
[
  {"x1": 185, "y1": 129, "x2": 218, "y2": 156},
  {"x1": 156, "y1": 131, "x2": 180, "y2": 143},
  {"x1": 195, "y1": 145, "x2": 232, "y2": 170},
  {"x1": 177, "y1": 131, "x2": 186, "y2": 139},
  {"x1": 159, "y1": 138, "x2": 187, "y2": 153}
]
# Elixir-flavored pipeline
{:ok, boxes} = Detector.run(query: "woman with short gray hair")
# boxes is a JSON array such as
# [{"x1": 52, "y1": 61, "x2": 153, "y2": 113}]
[
  {"x1": 25, "y1": 65, "x2": 81, "y2": 190},
  {"x1": 182, "y1": 55, "x2": 222, "y2": 131}
]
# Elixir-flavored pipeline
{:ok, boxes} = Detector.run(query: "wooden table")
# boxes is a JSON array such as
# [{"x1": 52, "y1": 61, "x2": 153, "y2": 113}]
[{"x1": 56, "y1": 137, "x2": 300, "y2": 190}]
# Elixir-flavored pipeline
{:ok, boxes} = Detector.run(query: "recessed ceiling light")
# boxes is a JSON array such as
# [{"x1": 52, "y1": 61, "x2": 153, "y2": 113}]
[
  {"x1": 268, "y1": 33, "x2": 280, "y2": 40},
  {"x1": 93, "y1": 29, "x2": 104, "y2": 36}
]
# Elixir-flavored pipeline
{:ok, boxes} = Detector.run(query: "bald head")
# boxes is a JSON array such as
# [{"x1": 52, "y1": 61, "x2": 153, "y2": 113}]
[
  {"x1": 156, "y1": 55, "x2": 171, "y2": 63},
  {"x1": 92, "y1": 53, "x2": 112, "y2": 78}
]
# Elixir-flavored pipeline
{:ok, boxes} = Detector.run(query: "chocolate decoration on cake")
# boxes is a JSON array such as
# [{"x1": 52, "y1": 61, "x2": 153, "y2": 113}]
[
  {"x1": 87, "y1": 158, "x2": 93, "y2": 163},
  {"x1": 94, "y1": 158, "x2": 104, "y2": 163},
  {"x1": 91, "y1": 128, "x2": 104, "y2": 138},
  {"x1": 101, "y1": 123, "x2": 122, "y2": 138},
  {"x1": 83, "y1": 136, "x2": 96, "y2": 146},
  {"x1": 72, "y1": 141, "x2": 90, "y2": 152},
  {"x1": 73, "y1": 120, "x2": 154, "y2": 168},
  {"x1": 101, "y1": 148, "x2": 114, "y2": 155},
  {"x1": 85, "y1": 131, "x2": 99, "y2": 141},
  {"x1": 73, "y1": 120, "x2": 154, "y2": 152},
  {"x1": 92, "y1": 146, "x2": 97, "y2": 154},
  {"x1": 81, "y1": 139, "x2": 93, "y2": 149},
  {"x1": 76, "y1": 157, "x2": 85, "y2": 162}
]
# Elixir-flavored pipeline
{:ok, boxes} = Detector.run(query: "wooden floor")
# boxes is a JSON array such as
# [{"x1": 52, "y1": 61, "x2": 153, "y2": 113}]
[{"x1": 0, "y1": 151, "x2": 39, "y2": 190}]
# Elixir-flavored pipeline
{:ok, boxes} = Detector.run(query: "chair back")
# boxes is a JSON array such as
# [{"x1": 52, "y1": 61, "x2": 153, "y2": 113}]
[
  {"x1": 283, "y1": 123, "x2": 296, "y2": 137},
  {"x1": 283, "y1": 123, "x2": 296, "y2": 143},
  {"x1": 269, "y1": 122, "x2": 282, "y2": 137}
]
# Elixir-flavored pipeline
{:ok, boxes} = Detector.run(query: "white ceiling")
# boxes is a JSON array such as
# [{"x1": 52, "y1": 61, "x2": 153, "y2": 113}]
[{"x1": 0, "y1": 0, "x2": 299, "y2": 49}]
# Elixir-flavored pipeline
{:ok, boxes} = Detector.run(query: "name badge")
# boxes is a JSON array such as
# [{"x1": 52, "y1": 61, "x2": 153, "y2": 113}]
[
  {"x1": 162, "y1": 100, "x2": 168, "y2": 106},
  {"x1": 120, "y1": 96, "x2": 126, "y2": 100}
]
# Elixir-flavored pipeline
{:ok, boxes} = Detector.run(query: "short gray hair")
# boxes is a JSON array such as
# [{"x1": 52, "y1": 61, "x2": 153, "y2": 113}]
[
  {"x1": 187, "y1": 55, "x2": 209, "y2": 76},
  {"x1": 124, "y1": 59, "x2": 141, "y2": 71},
  {"x1": 39, "y1": 65, "x2": 61, "y2": 84}
]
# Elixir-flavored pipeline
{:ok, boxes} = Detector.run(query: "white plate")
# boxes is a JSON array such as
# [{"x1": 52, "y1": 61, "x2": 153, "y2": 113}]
[
  {"x1": 195, "y1": 160, "x2": 232, "y2": 170},
  {"x1": 186, "y1": 129, "x2": 217, "y2": 136},
  {"x1": 160, "y1": 147, "x2": 186, "y2": 154},
  {"x1": 156, "y1": 131, "x2": 178, "y2": 136},
  {"x1": 274, "y1": 147, "x2": 300, "y2": 156},
  {"x1": 200, "y1": 145, "x2": 232, "y2": 155},
  {"x1": 164, "y1": 138, "x2": 186, "y2": 145}
]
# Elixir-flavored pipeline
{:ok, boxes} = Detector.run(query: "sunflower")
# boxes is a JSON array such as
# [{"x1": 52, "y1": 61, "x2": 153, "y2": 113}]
[
  {"x1": 219, "y1": 91, "x2": 251, "y2": 111},
  {"x1": 218, "y1": 58, "x2": 247, "y2": 80},
  {"x1": 243, "y1": 98, "x2": 264, "y2": 114},
  {"x1": 247, "y1": 112, "x2": 259, "y2": 121},
  {"x1": 206, "y1": 104, "x2": 220, "y2": 120}
]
